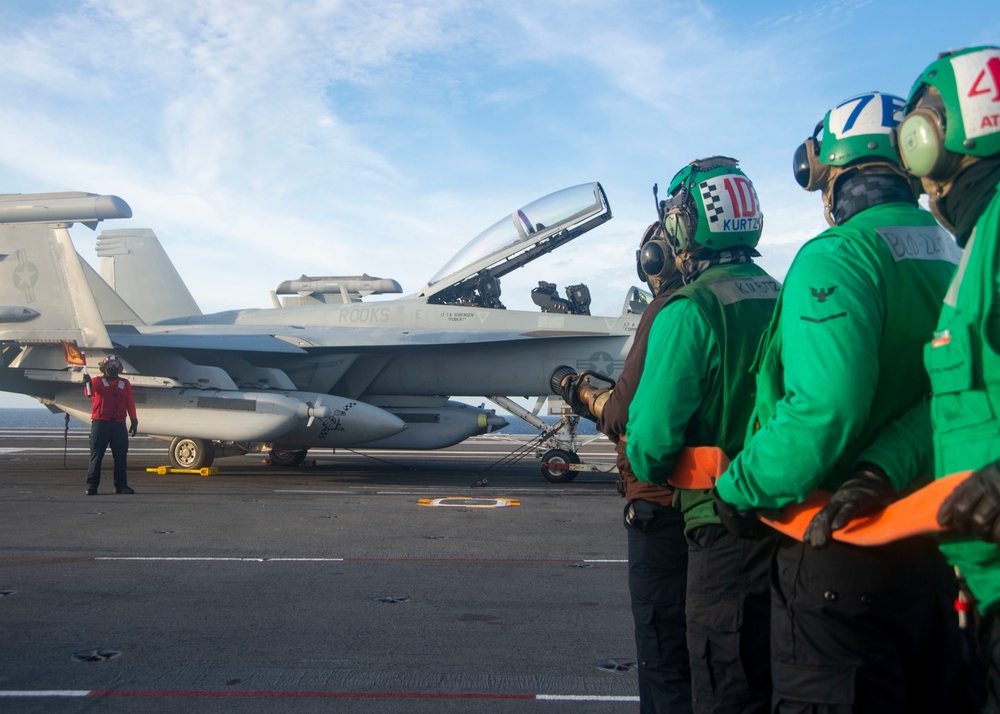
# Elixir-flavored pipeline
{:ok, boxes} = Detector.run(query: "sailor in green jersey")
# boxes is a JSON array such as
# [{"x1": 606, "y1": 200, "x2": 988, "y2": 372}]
[
  {"x1": 714, "y1": 92, "x2": 975, "y2": 712},
  {"x1": 836, "y1": 46, "x2": 1000, "y2": 711},
  {"x1": 627, "y1": 157, "x2": 779, "y2": 714}
]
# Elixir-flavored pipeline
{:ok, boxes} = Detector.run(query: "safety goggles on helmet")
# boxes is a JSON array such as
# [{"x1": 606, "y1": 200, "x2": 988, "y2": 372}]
[{"x1": 100, "y1": 354, "x2": 123, "y2": 373}]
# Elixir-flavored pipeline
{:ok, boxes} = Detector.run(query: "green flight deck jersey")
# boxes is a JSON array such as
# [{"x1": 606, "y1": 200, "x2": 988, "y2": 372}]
[
  {"x1": 626, "y1": 261, "x2": 779, "y2": 533},
  {"x1": 715, "y1": 202, "x2": 962, "y2": 512},
  {"x1": 926, "y1": 186, "x2": 1000, "y2": 613}
]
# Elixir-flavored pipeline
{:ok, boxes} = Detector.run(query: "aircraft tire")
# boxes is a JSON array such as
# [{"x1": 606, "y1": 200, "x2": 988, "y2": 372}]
[
  {"x1": 540, "y1": 448, "x2": 580, "y2": 483},
  {"x1": 269, "y1": 447, "x2": 308, "y2": 467},
  {"x1": 169, "y1": 437, "x2": 216, "y2": 470}
]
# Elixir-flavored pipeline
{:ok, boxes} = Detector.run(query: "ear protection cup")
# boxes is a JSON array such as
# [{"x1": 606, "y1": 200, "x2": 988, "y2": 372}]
[
  {"x1": 661, "y1": 209, "x2": 691, "y2": 253},
  {"x1": 792, "y1": 122, "x2": 832, "y2": 191},
  {"x1": 896, "y1": 105, "x2": 964, "y2": 180},
  {"x1": 638, "y1": 240, "x2": 671, "y2": 282},
  {"x1": 793, "y1": 136, "x2": 832, "y2": 191}
]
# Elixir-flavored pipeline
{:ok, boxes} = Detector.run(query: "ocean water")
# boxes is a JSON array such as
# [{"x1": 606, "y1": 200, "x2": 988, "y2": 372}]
[
  {"x1": 0, "y1": 408, "x2": 598, "y2": 435},
  {"x1": 0, "y1": 409, "x2": 88, "y2": 429}
]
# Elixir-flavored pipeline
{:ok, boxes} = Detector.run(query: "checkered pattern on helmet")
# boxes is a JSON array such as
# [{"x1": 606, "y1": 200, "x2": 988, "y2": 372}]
[{"x1": 700, "y1": 181, "x2": 726, "y2": 224}]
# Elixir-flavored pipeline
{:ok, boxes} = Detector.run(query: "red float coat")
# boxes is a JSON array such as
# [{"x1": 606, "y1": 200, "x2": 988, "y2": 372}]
[{"x1": 86, "y1": 377, "x2": 137, "y2": 423}]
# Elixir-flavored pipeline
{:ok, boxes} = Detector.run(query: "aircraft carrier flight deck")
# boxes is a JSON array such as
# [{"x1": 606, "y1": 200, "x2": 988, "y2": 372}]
[{"x1": 0, "y1": 430, "x2": 639, "y2": 713}]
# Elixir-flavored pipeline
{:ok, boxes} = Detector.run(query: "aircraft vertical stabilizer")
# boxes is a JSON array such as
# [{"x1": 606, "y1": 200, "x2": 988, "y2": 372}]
[{"x1": 97, "y1": 229, "x2": 202, "y2": 323}]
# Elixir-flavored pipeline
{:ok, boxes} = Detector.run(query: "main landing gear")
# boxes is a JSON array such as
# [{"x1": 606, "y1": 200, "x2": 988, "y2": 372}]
[{"x1": 168, "y1": 436, "x2": 215, "y2": 469}]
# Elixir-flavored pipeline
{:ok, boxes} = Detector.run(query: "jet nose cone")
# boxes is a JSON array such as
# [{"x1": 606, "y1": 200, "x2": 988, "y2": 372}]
[{"x1": 485, "y1": 413, "x2": 508, "y2": 433}]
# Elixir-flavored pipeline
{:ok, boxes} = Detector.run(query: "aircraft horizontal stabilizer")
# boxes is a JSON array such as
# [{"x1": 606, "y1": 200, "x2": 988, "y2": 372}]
[
  {"x1": 0, "y1": 193, "x2": 133, "y2": 349},
  {"x1": 0, "y1": 192, "x2": 131, "y2": 227}
]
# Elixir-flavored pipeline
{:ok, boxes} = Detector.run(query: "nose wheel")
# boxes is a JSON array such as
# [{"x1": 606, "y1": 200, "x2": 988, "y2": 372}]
[
  {"x1": 540, "y1": 448, "x2": 581, "y2": 483},
  {"x1": 269, "y1": 447, "x2": 309, "y2": 467}
]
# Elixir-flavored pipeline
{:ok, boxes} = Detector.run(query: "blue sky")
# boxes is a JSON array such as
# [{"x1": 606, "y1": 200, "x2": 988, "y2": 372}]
[{"x1": 0, "y1": 1, "x2": 996, "y2": 408}]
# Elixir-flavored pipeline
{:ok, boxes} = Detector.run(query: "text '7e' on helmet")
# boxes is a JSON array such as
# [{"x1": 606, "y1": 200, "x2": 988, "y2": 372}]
[
  {"x1": 793, "y1": 91, "x2": 907, "y2": 192},
  {"x1": 658, "y1": 156, "x2": 763, "y2": 254},
  {"x1": 896, "y1": 45, "x2": 1000, "y2": 180}
]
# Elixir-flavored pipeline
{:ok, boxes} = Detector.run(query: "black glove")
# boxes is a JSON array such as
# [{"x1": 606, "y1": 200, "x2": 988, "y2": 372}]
[
  {"x1": 804, "y1": 463, "x2": 894, "y2": 549},
  {"x1": 129, "y1": 419, "x2": 138, "y2": 437},
  {"x1": 83, "y1": 373, "x2": 92, "y2": 384},
  {"x1": 938, "y1": 460, "x2": 1000, "y2": 545},
  {"x1": 714, "y1": 489, "x2": 766, "y2": 540}
]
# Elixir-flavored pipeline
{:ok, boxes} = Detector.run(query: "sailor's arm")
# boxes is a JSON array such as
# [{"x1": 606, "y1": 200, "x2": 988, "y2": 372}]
[
  {"x1": 626, "y1": 299, "x2": 718, "y2": 485},
  {"x1": 854, "y1": 397, "x2": 933, "y2": 490}
]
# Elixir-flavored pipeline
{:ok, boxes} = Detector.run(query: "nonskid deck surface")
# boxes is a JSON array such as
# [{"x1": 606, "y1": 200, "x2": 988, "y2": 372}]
[{"x1": 0, "y1": 432, "x2": 638, "y2": 713}]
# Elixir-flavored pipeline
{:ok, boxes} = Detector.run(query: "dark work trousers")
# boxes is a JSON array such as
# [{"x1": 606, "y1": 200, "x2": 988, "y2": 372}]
[
  {"x1": 686, "y1": 523, "x2": 777, "y2": 714},
  {"x1": 625, "y1": 499, "x2": 692, "y2": 713},
  {"x1": 86, "y1": 419, "x2": 130, "y2": 491},
  {"x1": 983, "y1": 612, "x2": 1000, "y2": 714},
  {"x1": 771, "y1": 535, "x2": 984, "y2": 713}
]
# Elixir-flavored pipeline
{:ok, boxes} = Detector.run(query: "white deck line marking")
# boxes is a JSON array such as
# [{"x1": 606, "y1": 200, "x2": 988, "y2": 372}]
[
  {"x1": 94, "y1": 557, "x2": 346, "y2": 562},
  {"x1": 0, "y1": 690, "x2": 639, "y2": 702},
  {"x1": 90, "y1": 556, "x2": 621, "y2": 563},
  {"x1": 0, "y1": 691, "x2": 90, "y2": 697},
  {"x1": 272, "y1": 490, "x2": 354, "y2": 494},
  {"x1": 537, "y1": 694, "x2": 640, "y2": 702}
]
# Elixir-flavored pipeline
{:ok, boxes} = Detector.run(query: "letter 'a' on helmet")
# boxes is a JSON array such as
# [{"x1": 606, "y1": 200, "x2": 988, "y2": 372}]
[
  {"x1": 793, "y1": 91, "x2": 907, "y2": 191},
  {"x1": 897, "y1": 46, "x2": 1000, "y2": 179},
  {"x1": 659, "y1": 156, "x2": 762, "y2": 253}
]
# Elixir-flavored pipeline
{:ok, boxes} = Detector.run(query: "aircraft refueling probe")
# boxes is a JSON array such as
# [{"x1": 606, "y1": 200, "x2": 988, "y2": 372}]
[{"x1": 549, "y1": 365, "x2": 615, "y2": 421}]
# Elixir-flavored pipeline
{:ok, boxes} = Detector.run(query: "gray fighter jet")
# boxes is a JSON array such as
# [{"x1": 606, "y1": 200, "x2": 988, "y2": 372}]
[{"x1": 0, "y1": 184, "x2": 644, "y2": 477}]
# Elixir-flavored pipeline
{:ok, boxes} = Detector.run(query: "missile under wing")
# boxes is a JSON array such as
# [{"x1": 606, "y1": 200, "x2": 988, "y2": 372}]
[{"x1": 0, "y1": 184, "x2": 642, "y2": 474}]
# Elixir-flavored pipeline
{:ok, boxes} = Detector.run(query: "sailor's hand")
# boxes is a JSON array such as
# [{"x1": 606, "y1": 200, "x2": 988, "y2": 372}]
[
  {"x1": 129, "y1": 419, "x2": 138, "y2": 437},
  {"x1": 805, "y1": 464, "x2": 894, "y2": 549},
  {"x1": 938, "y1": 460, "x2": 1000, "y2": 545},
  {"x1": 713, "y1": 489, "x2": 765, "y2": 540},
  {"x1": 83, "y1": 373, "x2": 92, "y2": 385}
]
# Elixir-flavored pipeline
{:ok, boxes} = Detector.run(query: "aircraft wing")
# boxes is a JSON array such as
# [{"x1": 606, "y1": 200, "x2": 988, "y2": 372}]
[
  {"x1": 108, "y1": 324, "x2": 621, "y2": 351},
  {"x1": 106, "y1": 327, "x2": 310, "y2": 353}
]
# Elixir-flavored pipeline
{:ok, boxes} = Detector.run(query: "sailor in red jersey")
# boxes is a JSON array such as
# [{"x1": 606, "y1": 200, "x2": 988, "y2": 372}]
[{"x1": 84, "y1": 354, "x2": 138, "y2": 495}]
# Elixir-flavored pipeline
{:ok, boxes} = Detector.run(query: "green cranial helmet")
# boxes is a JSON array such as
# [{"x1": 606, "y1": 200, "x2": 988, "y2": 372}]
[
  {"x1": 793, "y1": 92, "x2": 907, "y2": 192},
  {"x1": 901, "y1": 45, "x2": 1000, "y2": 168},
  {"x1": 659, "y1": 156, "x2": 762, "y2": 253},
  {"x1": 820, "y1": 92, "x2": 906, "y2": 167}
]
